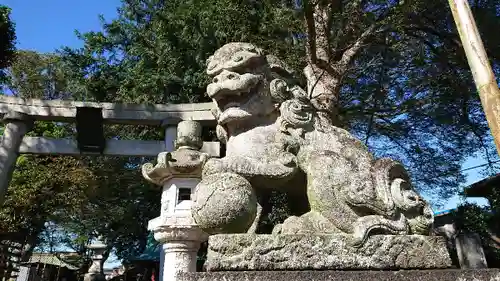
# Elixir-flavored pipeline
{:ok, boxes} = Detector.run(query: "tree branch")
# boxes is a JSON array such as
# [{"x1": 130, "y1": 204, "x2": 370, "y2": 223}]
[
  {"x1": 338, "y1": 2, "x2": 401, "y2": 70},
  {"x1": 365, "y1": 39, "x2": 389, "y2": 146},
  {"x1": 304, "y1": 0, "x2": 318, "y2": 64},
  {"x1": 338, "y1": 22, "x2": 379, "y2": 69}
]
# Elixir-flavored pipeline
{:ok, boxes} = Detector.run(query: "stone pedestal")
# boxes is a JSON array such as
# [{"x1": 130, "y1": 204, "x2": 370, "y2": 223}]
[
  {"x1": 179, "y1": 269, "x2": 500, "y2": 281},
  {"x1": 0, "y1": 112, "x2": 33, "y2": 203},
  {"x1": 162, "y1": 242, "x2": 198, "y2": 278},
  {"x1": 143, "y1": 120, "x2": 209, "y2": 281},
  {"x1": 149, "y1": 216, "x2": 208, "y2": 281},
  {"x1": 205, "y1": 234, "x2": 452, "y2": 271},
  {"x1": 149, "y1": 176, "x2": 208, "y2": 281}
]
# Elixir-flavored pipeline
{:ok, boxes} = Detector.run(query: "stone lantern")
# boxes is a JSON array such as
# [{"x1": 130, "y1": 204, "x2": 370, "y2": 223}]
[
  {"x1": 142, "y1": 120, "x2": 209, "y2": 281},
  {"x1": 84, "y1": 237, "x2": 107, "y2": 281}
]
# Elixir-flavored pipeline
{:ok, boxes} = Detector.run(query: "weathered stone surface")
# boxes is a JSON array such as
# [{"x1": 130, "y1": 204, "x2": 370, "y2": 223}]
[
  {"x1": 0, "y1": 95, "x2": 216, "y2": 125},
  {"x1": 143, "y1": 120, "x2": 209, "y2": 281},
  {"x1": 194, "y1": 42, "x2": 435, "y2": 247},
  {"x1": 142, "y1": 120, "x2": 210, "y2": 186},
  {"x1": 179, "y1": 269, "x2": 500, "y2": 281},
  {"x1": 0, "y1": 111, "x2": 34, "y2": 204},
  {"x1": 175, "y1": 120, "x2": 204, "y2": 150},
  {"x1": 205, "y1": 234, "x2": 452, "y2": 271},
  {"x1": 18, "y1": 137, "x2": 219, "y2": 157},
  {"x1": 456, "y1": 233, "x2": 488, "y2": 269},
  {"x1": 83, "y1": 273, "x2": 106, "y2": 281},
  {"x1": 192, "y1": 173, "x2": 258, "y2": 234}
]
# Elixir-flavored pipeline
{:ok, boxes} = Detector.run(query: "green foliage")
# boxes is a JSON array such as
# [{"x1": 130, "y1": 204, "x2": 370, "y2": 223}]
[
  {"x1": 5, "y1": 50, "x2": 72, "y2": 99},
  {"x1": 335, "y1": 0, "x2": 500, "y2": 201},
  {"x1": 0, "y1": 51, "x2": 93, "y2": 252},
  {"x1": 59, "y1": 0, "x2": 304, "y2": 104},
  {"x1": 1, "y1": 50, "x2": 160, "y2": 262},
  {"x1": 52, "y1": 156, "x2": 160, "y2": 259},
  {"x1": 258, "y1": 191, "x2": 293, "y2": 233},
  {"x1": 58, "y1": 0, "x2": 500, "y2": 204},
  {"x1": 453, "y1": 203, "x2": 490, "y2": 236},
  {"x1": 451, "y1": 200, "x2": 500, "y2": 267},
  {"x1": 0, "y1": 5, "x2": 16, "y2": 85},
  {"x1": 1, "y1": 154, "x2": 95, "y2": 234}
]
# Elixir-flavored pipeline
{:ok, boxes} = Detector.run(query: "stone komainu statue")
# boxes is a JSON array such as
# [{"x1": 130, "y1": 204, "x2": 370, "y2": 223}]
[{"x1": 191, "y1": 42, "x2": 434, "y2": 246}]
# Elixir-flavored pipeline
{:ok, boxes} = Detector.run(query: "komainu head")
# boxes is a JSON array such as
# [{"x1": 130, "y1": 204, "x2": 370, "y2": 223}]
[{"x1": 206, "y1": 42, "x2": 295, "y2": 127}]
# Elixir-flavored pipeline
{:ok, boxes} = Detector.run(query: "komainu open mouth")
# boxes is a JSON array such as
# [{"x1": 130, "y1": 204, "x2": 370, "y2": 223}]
[
  {"x1": 215, "y1": 86, "x2": 256, "y2": 111},
  {"x1": 212, "y1": 82, "x2": 262, "y2": 125}
]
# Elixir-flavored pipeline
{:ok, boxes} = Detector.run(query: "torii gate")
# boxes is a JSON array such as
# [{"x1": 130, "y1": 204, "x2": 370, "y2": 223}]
[{"x1": 0, "y1": 95, "x2": 220, "y2": 205}]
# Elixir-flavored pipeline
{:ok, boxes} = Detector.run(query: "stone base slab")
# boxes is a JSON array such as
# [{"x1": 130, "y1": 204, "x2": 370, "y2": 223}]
[
  {"x1": 179, "y1": 270, "x2": 500, "y2": 281},
  {"x1": 206, "y1": 234, "x2": 452, "y2": 271}
]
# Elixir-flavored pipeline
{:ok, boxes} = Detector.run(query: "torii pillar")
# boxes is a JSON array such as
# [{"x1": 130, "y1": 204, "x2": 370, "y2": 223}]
[{"x1": 0, "y1": 112, "x2": 33, "y2": 204}]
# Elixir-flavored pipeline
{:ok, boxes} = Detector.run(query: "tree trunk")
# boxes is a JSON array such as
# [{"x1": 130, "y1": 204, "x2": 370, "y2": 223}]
[{"x1": 302, "y1": 0, "x2": 391, "y2": 126}]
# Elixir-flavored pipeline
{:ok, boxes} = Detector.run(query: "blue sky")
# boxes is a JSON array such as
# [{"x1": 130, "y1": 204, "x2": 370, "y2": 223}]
[
  {"x1": 1, "y1": 0, "x2": 493, "y2": 267},
  {"x1": 1, "y1": 0, "x2": 120, "y2": 53}
]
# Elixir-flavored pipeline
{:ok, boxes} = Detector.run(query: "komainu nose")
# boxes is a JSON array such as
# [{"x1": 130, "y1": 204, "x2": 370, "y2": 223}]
[{"x1": 212, "y1": 70, "x2": 240, "y2": 83}]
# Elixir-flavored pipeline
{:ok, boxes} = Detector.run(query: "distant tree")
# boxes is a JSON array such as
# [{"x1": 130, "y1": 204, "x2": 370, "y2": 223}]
[
  {"x1": 0, "y1": 5, "x2": 16, "y2": 85},
  {"x1": 0, "y1": 51, "x2": 89, "y2": 268},
  {"x1": 5, "y1": 50, "x2": 71, "y2": 99}
]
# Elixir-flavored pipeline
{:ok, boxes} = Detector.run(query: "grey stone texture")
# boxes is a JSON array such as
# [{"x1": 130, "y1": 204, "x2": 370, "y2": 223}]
[
  {"x1": 0, "y1": 111, "x2": 34, "y2": 204},
  {"x1": 192, "y1": 173, "x2": 258, "y2": 234},
  {"x1": 0, "y1": 94, "x2": 216, "y2": 125},
  {"x1": 193, "y1": 42, "x2": 435, "y2": 252},
  {"x1": 205, "y1": 234, "x2": 452, "y2": 271},
  {"x1": 83, "y1": 273, "x2": 106, "y2": 281},
  {"x1": 434, "y1": 215, "x2": 489, "y2": 269},
  {"x1": 18, "y1": 137, "x2": 220, "y2": 157},
  {"x1": 456, "y1": 233, "x2": 489, "y2": 269},
  {"x1": 179, "y1": 269, "x2": 500, "y2": 281},
  {"x1": 142, "y1": 120, "x2": 210, "y2": 186}
]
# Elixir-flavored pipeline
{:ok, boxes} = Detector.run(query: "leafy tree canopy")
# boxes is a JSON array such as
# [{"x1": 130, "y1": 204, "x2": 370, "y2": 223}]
[
  {"x1": 0, "y1": 5, "x2": 16, "y2": 85},
  {"x1": 59, "y1": 0, "x2": 500, "y2": 201}
]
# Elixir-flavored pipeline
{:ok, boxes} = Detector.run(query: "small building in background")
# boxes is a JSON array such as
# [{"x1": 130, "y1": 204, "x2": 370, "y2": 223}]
[
  {"x1": 15, "y1": 252, "x2": 79, "y2": 281},
  {"x1": 432, "y1": 173, "x2": 500, "y2": 269},
  {"x1": 463, "y1": 173, "x2": 500, "y2": 208}
]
